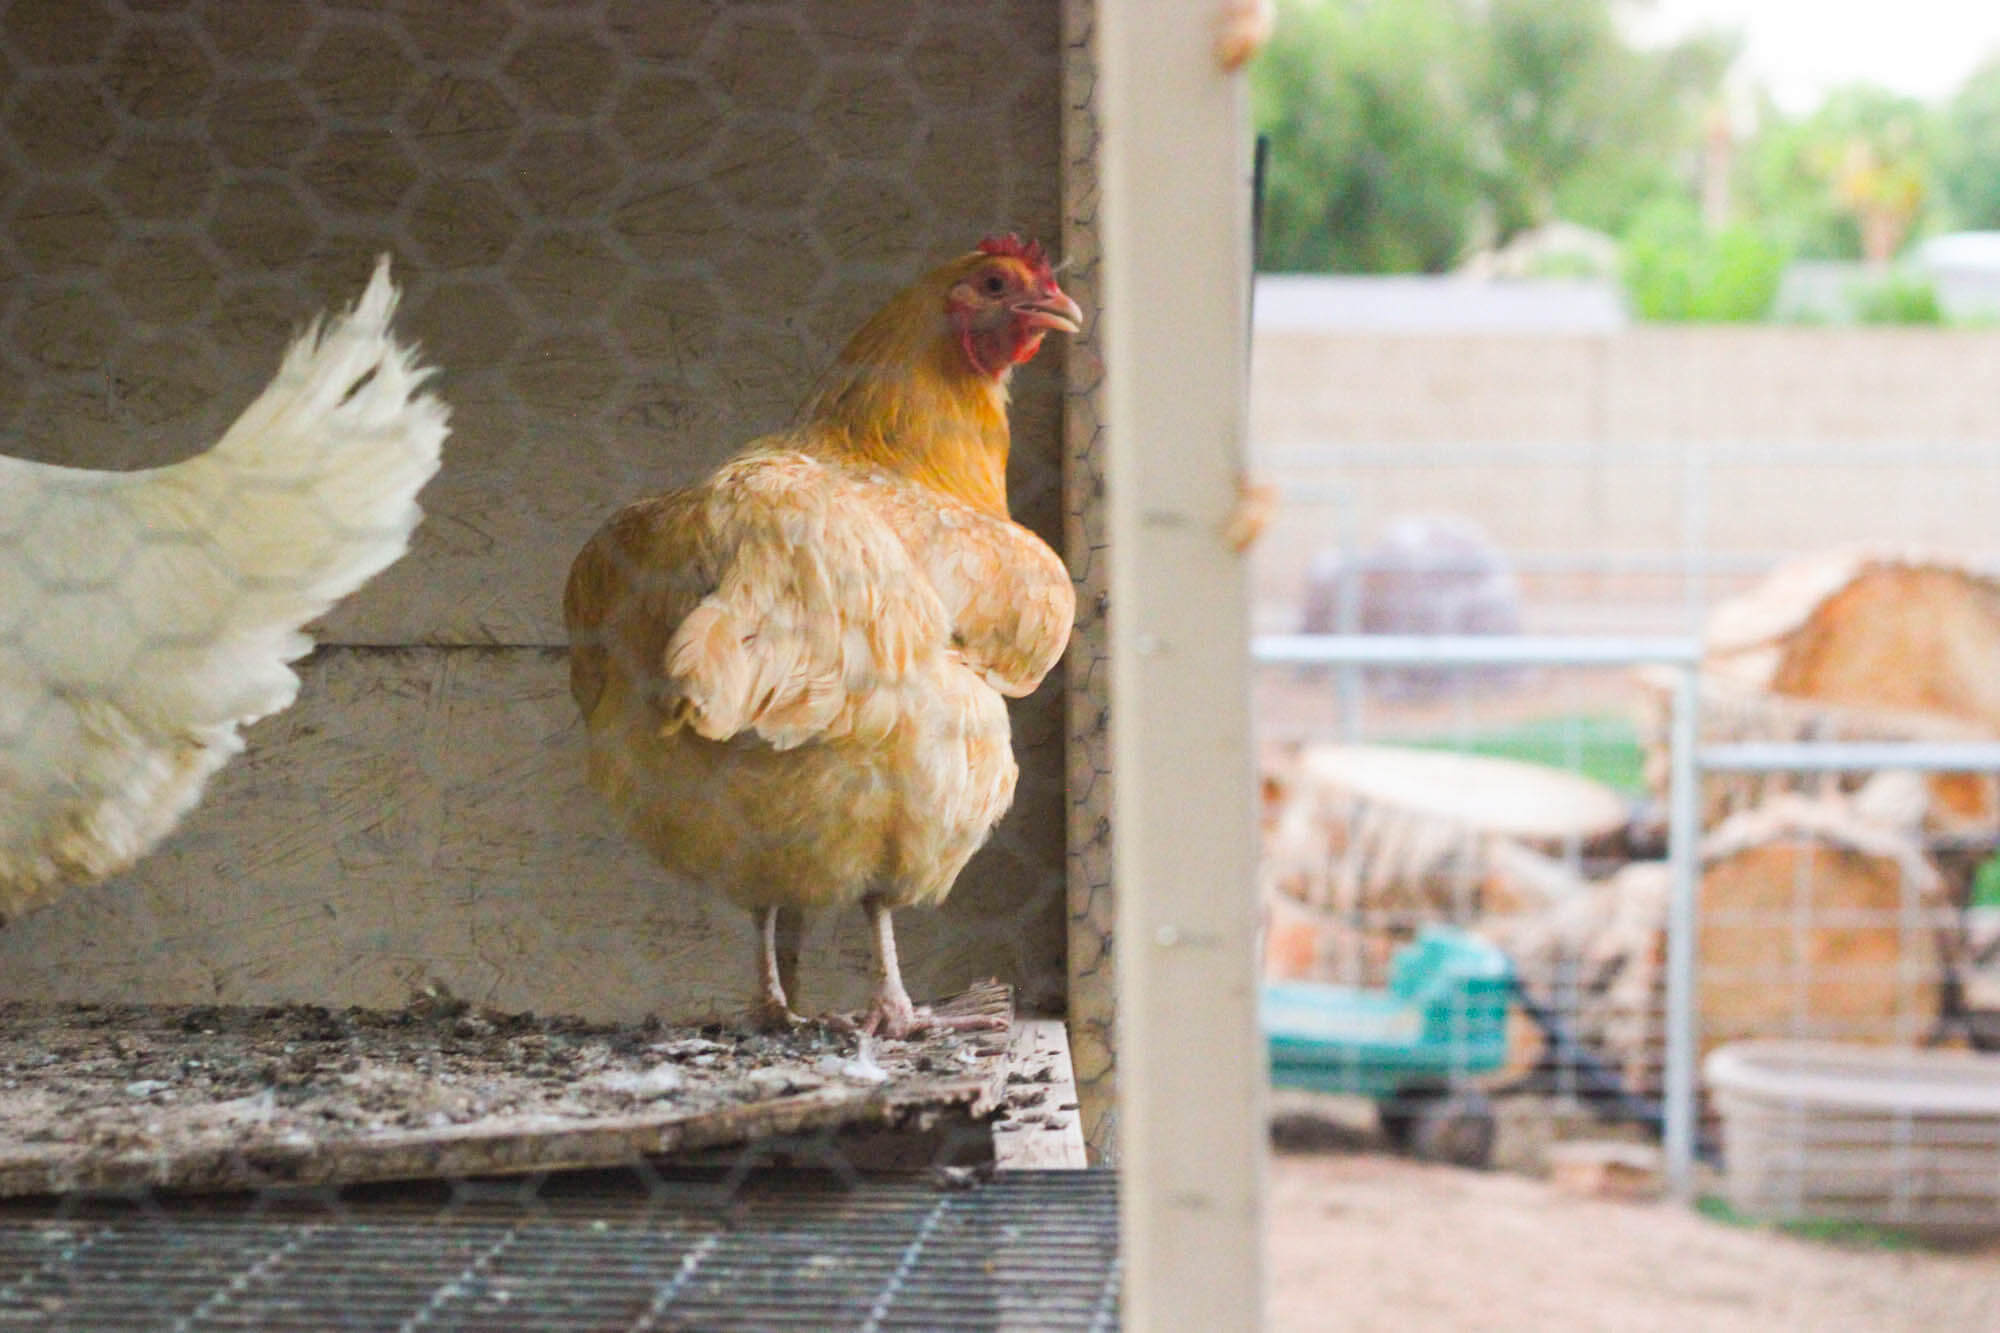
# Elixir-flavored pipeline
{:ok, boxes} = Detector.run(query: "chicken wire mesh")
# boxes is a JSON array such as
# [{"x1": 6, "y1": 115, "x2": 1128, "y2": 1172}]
[
  {"x1": 1056, "y1": 0, "x2": 1114, "y2": 1162},
  {"x1": 0, "y1": 0, "x2": 1073, "y2": 1021},
  {"x1": 0, "y1": 0, "x2": 1114, "y2": 1323},
  {"x1": 1252, "y1": 317, "x2": 2000, "y2": 1223},
  {"x1": 0, "y1": 1168, "x2": 1118, "y2": 1331}
]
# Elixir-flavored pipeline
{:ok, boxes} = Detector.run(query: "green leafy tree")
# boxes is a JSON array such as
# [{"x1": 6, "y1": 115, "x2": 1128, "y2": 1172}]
[
  {"x1": 1738, "y1": 85, "x2": 1936, "y2": 263},
  {"x1": 1254, "y1": 0, "x2": 1484, "y2": 272},
  {"x1": 1254, "y1": 0, "x2": 1734, "y2": 273},
  {"x1": 1850, "y1": 273, "x2": 1944, "y2": 324},
  {"x1": 1474, "y1": 0, "x2": 1734, "y2": 241},
  {"x1": 1739, "y1": 98, "x2": 1864, "y2": 260},
  {"x1": 1621, "y1": 196, "x2": 1784, "y2": 321},
  {"x1": 1937, "y1": 57, "x2": 2000, "y2": 230}
]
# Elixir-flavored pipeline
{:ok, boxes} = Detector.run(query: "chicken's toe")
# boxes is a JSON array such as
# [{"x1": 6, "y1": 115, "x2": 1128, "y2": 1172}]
[
  {"x1": 753, "y1": 997, "x2": 807, "y2": 1032},
  {"x1": 861, "y1": 989, "x2": 924, "y2": 1041},
  {"x1": 838, "y1": 999, "x2": 1006, "y2": 1041}
]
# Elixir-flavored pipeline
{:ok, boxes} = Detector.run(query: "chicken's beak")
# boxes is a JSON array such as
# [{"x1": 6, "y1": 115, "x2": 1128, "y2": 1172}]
[{"x1": 1014, "y1": 289, "x2": 1084, "y2": 335}]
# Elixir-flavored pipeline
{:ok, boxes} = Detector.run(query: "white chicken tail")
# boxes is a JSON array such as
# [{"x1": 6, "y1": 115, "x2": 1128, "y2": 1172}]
[
  {"x1": 131, "y1": 256, "x2": 451, "y2": 727},
  {"x1": 0, "y1": 258, "x2": 448, "y2": 906}
]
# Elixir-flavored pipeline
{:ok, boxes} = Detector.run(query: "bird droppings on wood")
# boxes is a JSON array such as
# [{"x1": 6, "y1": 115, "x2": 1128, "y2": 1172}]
[{"x1": 0, "y1": 981, "x2": 1015, "y2": 1199}]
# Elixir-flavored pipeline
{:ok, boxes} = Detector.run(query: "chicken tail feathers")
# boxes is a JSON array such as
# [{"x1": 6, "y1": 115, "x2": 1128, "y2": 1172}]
[
  {"x1": 207, "y1": 255, "x2": 449, "y2": 609},
  {"x1": 138, "y1": 255, "x2": 451, "y2": 725},
  {"x1": 0, "y1": 259, "x2": 450, "y2": 902}
]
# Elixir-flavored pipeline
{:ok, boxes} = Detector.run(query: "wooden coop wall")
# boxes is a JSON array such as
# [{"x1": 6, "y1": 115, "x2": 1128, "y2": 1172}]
[{"x1": 0, "y1": 0, "x2": 1078, "y2": 1023}]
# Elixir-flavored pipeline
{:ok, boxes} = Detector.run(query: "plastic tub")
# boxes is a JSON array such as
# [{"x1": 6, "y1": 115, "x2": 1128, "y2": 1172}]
[{"x1": 1705, "y1": 1041, "x2": 2000, "y2": 1229}]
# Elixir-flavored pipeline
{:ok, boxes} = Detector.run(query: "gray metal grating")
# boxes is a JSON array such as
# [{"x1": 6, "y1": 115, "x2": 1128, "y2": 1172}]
[{"x1": 0, "y1": 1169, "x2": 1118, "y2": 1331}]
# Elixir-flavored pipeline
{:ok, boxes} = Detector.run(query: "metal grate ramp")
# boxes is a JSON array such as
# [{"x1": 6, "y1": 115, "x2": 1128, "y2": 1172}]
[{"x1": 0, "y1": 1168, "x2": 1118, "y2": 1331}]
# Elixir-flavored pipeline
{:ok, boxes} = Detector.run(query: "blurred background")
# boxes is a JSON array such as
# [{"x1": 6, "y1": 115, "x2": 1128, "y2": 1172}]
[
  {"x1": 1253, "y1": 3, "x2": 2000, "y2": 1324},
  {"x1": 1256, "y1": 0, "x2": 2000, "y2": 317}
]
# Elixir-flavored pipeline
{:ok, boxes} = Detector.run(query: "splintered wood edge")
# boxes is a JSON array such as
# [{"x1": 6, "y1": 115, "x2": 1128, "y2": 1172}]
[
  {"x1": 993, "y1": 1019, "x2": 1088, "y2": 1169},
  {"x1": 931, "y1": 977, "x2": 1015, "y2": 1028},
  {"x1": 0, "y1": 1082, "x2": 990, "y2": 1199},
  {"x1": 0, "y1": 983, "x2": 1018, "y2": 1199}
]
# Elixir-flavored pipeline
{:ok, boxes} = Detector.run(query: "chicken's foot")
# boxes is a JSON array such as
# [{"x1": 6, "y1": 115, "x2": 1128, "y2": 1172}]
[{"x1": 840, "y1": 895, "x2": 1007, "y2": 1041}]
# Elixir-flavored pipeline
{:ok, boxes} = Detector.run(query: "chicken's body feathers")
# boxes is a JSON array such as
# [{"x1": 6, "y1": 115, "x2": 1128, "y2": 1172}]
[{"x1": 566, "y1": 448, "x2": 1068, "y2": 918}]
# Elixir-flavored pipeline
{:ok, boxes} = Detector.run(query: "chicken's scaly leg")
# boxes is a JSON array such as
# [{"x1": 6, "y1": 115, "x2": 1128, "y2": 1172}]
[
  {"x1": 860, "y1": 895, "x2": 920, "y2": 1038},
  {"x1": 774, "y1": 904, "x2": 804, "y2": 1014},
  {"x1": 754, "y1": 905, "x2": 805, "y2": 1030},
  {"x1": 858, "y1": 895, "x2": 1006, "y2": 1040}
]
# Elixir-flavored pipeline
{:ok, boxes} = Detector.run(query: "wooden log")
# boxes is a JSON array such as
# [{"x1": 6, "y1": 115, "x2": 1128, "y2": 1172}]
[
  {"x1": 1485, "y1": 860, "x2": 1669, "y2": 1095},
  {"x1": 1497, "y1": 790, "x2": 1955, "y2": 1101},
  {"x1": 1699, "y1": 796, "x2": 1952, "y2": 1052},
  {"x1": 1640, "y1": 547, "x2": 2000, "y2": 837},
  {"x1": 1712, "y1": 549, "x2": 2000, "y2": 720},
  {"x1": 1259, "y1": 744, "x2": 1628, "y2": 983},
  {"x1": 1260, "y1": 886, "x2": 1394, "y2": 984}
]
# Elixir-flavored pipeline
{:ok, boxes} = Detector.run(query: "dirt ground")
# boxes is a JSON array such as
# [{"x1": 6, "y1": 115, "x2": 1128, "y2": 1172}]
[{"x1": 1269, "y1": 1146, "x2": 2000, "y2": 1333}]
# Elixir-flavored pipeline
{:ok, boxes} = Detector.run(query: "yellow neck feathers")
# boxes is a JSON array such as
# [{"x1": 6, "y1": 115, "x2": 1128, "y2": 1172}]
[{"x1": 800, "y1": 282, "x2": 1014, "y2": 516}]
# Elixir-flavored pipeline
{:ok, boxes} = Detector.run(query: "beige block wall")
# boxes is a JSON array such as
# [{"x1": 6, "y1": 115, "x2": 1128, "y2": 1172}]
[
  {"x1": 1252, "y1": 328, "x2": 2000, "y2": 626},
  {"x1": 0, "y1": 1, "x2": 1073, "y2": 1019}
]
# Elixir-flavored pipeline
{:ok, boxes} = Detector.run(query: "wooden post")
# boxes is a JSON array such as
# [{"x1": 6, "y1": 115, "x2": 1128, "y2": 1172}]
[{"x1": 1097, "y1": 1, "x2": 1264, "y2": 1327}]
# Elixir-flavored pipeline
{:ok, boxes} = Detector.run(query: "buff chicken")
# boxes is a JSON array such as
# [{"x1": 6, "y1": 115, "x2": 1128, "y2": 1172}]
[{"x1": 564, "y1": 236, "x2": 1080, "y2": 1037}]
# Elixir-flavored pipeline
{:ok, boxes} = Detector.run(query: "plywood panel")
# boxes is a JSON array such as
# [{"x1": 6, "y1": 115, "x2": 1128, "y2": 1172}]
[
  {"x1": 0, "y1": 649, "x2": 1066, "y2": 1021},
  {"x1": 0, "y1": 985, "x2": 1015, "y2": 1198}
]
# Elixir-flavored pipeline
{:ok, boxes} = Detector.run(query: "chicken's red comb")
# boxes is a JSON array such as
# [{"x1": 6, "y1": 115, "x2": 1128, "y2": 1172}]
[{"x1": 978, "y1": 233, "x2": 1051, "y2": 274}]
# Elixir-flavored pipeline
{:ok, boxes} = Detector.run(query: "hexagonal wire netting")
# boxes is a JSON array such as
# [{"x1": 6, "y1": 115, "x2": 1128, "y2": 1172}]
[{"x1": 0, "y1": 0, "x2": 1118, "y2": 1326}]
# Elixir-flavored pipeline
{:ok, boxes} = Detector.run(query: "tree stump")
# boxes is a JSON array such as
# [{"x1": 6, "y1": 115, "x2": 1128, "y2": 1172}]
[
  {"x1": 1641, "y1": 547, "x2": 2000, "y2": 838},
  {"x1": 1261, "y1": 744, "x2": 1630, "y2": 983},
  {"x1": 1494, "y1": 788, "x2": 1954, "y2": 1100},
  {"x1": 1699, "y1": 795, "x2": 1951, "y2": 1052}
]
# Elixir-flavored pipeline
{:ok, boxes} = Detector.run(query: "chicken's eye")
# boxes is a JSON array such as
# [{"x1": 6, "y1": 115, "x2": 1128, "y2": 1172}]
[{"x1": 981, "y1": 273, "x2": 1007, "y2": 296}]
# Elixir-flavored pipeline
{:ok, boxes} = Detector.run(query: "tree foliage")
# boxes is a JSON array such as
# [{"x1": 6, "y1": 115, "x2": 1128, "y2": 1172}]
[
  {"x1": 1938, "y1": 57, "x2": 2000, "y2": 231},
  {"x1": 1476, "y1": 0, "x2": 1732, "y2": 239},
  {"x1": 1254, "y1": 0, "x2": 1733, "y2": 273},
  {"x1": 1620, "y1": 197, "x2": 1784, "y2": 321},
  {"x1": 1739, "y1": 85, "x2": 1935, "y2": 263},
  {"x1": 1253, "y1": 0, "x2": 1483, "y2": 272},
  {"x1": 1255, "y1": 0, "x2": 2000, "y2": 305}
]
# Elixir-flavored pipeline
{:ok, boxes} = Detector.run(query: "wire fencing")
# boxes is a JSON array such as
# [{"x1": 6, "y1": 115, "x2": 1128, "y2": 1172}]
[{"x1": 1252, "y1": 381, "x2": 2000, "y2": 1226}]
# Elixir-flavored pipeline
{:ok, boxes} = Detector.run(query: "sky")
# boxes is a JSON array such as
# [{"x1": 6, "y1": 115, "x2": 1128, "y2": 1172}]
[{"x1": 1628, "y1": 0, "x2": 2000, "y2": 113}]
